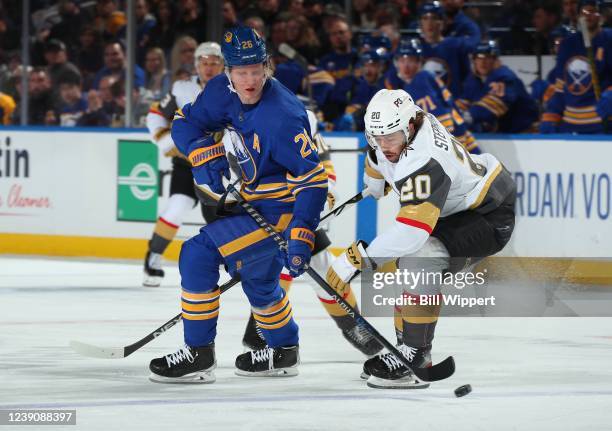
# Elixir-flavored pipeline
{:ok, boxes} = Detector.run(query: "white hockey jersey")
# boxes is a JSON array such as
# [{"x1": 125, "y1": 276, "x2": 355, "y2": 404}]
[{"x1": 365, "y1": 112, "x2": 513, "y2": 258}]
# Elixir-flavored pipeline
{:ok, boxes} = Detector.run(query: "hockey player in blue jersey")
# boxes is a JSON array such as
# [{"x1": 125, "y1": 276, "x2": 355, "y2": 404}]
[
  {"x1": 385, "y1": 40, "x2": 478, "y2": 153},
  {"x1": 149, "y1": 26, "x2": 328, "y2": 383},
  {"x1": 458, "y1": 40, "x2": 539, "y2": 133},
  {"x1": 540, "y1": 0, "x2": 612, "y2": 134},
  {"x1": 418, "y1": 1, "x2": 474, "y2": 100},
  {"x1": 441, "y1": 0, "x2": 481, "y2": 48}
]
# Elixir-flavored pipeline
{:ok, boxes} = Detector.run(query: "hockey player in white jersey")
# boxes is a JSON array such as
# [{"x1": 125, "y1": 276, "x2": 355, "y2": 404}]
[
  {"x1": 143, "y1": 42, "x2": 226, "y2": 287},
  {"x1": 326, "y1": 89, "x2": 516, "y2": 389}
]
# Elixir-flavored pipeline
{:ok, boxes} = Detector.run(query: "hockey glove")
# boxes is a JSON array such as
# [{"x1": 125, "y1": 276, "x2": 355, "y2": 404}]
[
  {"x1": 326, "y1": 241, "x2": 372, "y2": 293},
  {"x1": 284, "y1": 220, "x2": 315, "y2": 278},
  {"x1": 539, "y1": 121, "x2": 558, "y2": 134},
  {"x1": 189, "y1": 136, "x2": 230, "y2": 194}
]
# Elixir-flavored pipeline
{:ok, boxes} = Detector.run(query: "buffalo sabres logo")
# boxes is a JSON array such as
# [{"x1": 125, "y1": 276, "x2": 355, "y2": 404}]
[
  {"x1": 291, "y1": 256, "x2": 303, "y2": 266},
  {"x1": 565, "y1": 56, "x2": 592, "y2": 96},
  {"x1": 224, "y1": 32, "x2": 233, "y2": 43},
  {"x1": 423, "y1": 57, "x2": 450, "y2": 87},
  {"x1": 228, "y1": 130, "x2": 257, "y2": 184}
]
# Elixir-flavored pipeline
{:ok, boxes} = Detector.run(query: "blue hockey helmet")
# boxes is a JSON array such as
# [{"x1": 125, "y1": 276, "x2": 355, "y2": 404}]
[
  {"x1": 359, "y1": 50, "x2": 384, "y2": 66},
  {"x1": 222, "y1": 26, "x2": 267, "y2": 67},
  {"x1": 474, "y1": 40, "x2": 500, "y2": 58},
  {"x1": 418, "y1": 1, "x2": 445, "y2": 19},
  {"x1": 394, "y1": 39, "x2": 423, "y2": 59}
]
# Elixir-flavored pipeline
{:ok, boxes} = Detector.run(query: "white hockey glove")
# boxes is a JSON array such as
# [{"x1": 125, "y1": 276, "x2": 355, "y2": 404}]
[
  {"x1": 363, "y1": 172, "x2": 388, "y2": 200},
  {"x1": 326, "y1": 241, "x2": 373, "y2": 293}
]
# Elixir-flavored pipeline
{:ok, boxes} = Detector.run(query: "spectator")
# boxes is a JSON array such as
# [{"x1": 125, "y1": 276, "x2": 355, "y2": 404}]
[
  {"x1": 92, "y1": 41, "x2": 146, "y2": 90},
  {"x1": 12, "y1": 67, "x2": 56, "y2": 125},
  {"x1": 77, "y1": 88, "x2": 111, "y2": 126},
  {"x1": 43, "y1": 39, "x2": 82, "y2": 89},
  {"x1": 285, "y1": 0, "x2": 305, "y2": 16},
  {"x1": 346, "y1": 50, "x2": 386, "y2": 130},
  {"x1": 97, "y1": 74, "x2": 119, "y2": 115},
  {"x1": 108, "y1": 77, "x2": 149, "y2": 127},
  {"x1": 75, "y1": 26, "x2": 104, "y2": 90},
  {"x1": 269, "y1": 15, "x2": 289, "y2": 51},
  {"x1": 285, "y1": 15, "x2": 321, "y2": 64},
  {"x1": 459, "y1": 41, "x2": 539, "y2": 133},
  {"x1": 134, "y1": 0, "x2": 157, "y2": 66},
  {"x1": 0, "y1": 91, "x2": 16, "y2": 125},
  {"x1": 93, "y1": 0, "x2": 126, "y2": 39},
  {"x1": 351, "y1": 0, "x2": 377, "y2": 30},
  {"x1": 244, "y1": 15, "x2": 267, "y2": 40},
  {"x1": 223, "y1": 0, "x2": 239, "y2": 29},
  {"x1": 56, "y1": 71, "x2": 88, "y2": 126},
  {"x1": 531, "y1": 1, "x2": 562, "y2": 55},
  {"x1": 561, "y1": 0, "x2": 579, "y2": 28},
  {"x1": 144, "y1": 47, "x2": 171, "y2": 101},
  {"x1": 176, "y1": 0, "x2": 206, "y2": 42},
  {"x1": 169, "y1": 36, "x2": 197, "y2": 78},
  {"x1": 147, "y1": 0, "x2": 177, "y2": 55},
  {"x1": 0, "y1": 2, "x2": 19, "y2": 52},
  {"x1": 48, "y1": 1, "x2": 83, "y2": 52},
  {"x1": 441, "y1": 0, "x2": 481, "y2": 49}
]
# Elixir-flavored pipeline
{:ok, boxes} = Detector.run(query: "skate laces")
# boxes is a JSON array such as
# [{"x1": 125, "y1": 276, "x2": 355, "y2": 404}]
[
  {"x1": 381, "y1": 345, "x2": 417, "y2": 371},
  {"x1": 251, "y1": 347, "x2": 274, "y2": 369},
  {"x1": 165, "y1": 345, "x2": 194, "y2": 367}
]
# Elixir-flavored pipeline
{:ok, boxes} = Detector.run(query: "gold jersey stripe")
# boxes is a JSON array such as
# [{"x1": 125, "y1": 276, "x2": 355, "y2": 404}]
[
  {"x1": 396, "y1": 202, "x2": 441, "y2": 231},
  {"x1": 218, "y1": 214, "x2": 292, "y2": 257},
  {"x1": 469, "y1": 164, "x2": 502, "y2": 210}
]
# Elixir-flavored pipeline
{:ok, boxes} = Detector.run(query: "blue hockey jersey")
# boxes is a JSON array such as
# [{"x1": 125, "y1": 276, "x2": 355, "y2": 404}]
[
  {"x1": 171, "y1": 74, "x2": 327, "y2": 229},
  {"x1": 420, "y1": 36, "x2": 473, "y2": 99},
  {"x1": 541, "y1": 28, "x2": 612, "y2": 133},
  {"x1": 459, "y1": 65, "x2": 539, "y2": 133}
]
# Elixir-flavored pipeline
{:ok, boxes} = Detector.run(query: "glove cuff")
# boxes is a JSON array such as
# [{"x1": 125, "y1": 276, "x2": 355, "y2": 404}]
[
  {"x1": 189, "y1": 143, "x2": 225, "y2": 167},
  {"x1": 345, "y1": 240, "x2": 374, "y2": 271},
  {"x1": 290, "y1": 227, "x2": 315, "y2": 250}
]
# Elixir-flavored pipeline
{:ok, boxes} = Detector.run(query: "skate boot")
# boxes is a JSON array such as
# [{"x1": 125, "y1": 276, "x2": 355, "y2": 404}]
[
  {"x1": 330, "y1": 314, "x2": 383, "y2": 357},
  {"x1": 143, "y1": 251, "x2": 164, "y2": 287},
  {"x1": 235, "y1": 345, "x2": 299, "y2": 377},
  {"x1": 362, "y1": 344, "x2": 431, "y2": 389},
  {"x1": 241, "y1": 313, "x2": 267, "y2": 351},
  {"x1": 149, "y1": 344, "x2": 216, "y2": 383}
]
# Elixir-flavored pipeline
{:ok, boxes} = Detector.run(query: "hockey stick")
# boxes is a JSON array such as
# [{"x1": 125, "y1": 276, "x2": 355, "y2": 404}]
[
  {"x1": 70, "y1": 276, "x2": 241, "y2": 359},
  {"x1": 227, "y1": 183, "x2": 455, "y2": 382},
  {"x1": 319, "y1": 190, "x2": 366, "y2": 223}
]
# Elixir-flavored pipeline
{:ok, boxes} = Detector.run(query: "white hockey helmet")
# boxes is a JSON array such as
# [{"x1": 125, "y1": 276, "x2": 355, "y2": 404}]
[
  {"x1": 364, "y1": 89, "x2": 419, "y2": 149},
  {"x1": 194, "y1": 42, "x2": 223, "y2": 68}
]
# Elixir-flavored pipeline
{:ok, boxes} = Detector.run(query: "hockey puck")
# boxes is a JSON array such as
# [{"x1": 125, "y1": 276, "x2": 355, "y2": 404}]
[{"x1": 454, "y1": 384, "x2": 472, "y2": 397}]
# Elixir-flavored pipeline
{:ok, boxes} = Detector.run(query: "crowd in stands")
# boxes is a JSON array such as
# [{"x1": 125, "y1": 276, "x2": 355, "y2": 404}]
[{"x1": 0, "y1": 0, "x2": 610, "y2": 133}]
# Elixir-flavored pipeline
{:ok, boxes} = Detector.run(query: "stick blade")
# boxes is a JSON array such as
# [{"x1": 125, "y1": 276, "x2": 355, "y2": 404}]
[{"x1": 70, "y1": 340, "x2": 126, "y2": 359}]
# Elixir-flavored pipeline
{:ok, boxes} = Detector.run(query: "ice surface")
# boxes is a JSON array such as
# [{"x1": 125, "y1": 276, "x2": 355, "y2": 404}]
[{"x1": 1, "y1": 256, "x2": 612, "y2": 431}]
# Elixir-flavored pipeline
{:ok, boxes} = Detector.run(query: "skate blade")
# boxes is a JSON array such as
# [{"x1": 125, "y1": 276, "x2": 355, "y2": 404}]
[
  {"x1": 366, "y1": 375, "x2": 430, "y2": 390},
  {"x1": 360, "y1": 372, "x2": 369, "y2": 380},
  {"x1": 143, "y1": 274, "x2": 162, "y2": 287},
  {"x1": 235, "y1": 367, "x2": 298, "y2": 377},
  {"x1": 148, "y1": 370, "x2": 216, "y2": 384}
]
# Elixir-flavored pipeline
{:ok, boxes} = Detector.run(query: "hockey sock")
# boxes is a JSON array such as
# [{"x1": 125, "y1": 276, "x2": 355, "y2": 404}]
[
  {"x1": 400, "y1": 292, "x2": 441, "y2": 348},
  {"x1": 148, "y1": 217, "x2": 178, "y2": 254}
]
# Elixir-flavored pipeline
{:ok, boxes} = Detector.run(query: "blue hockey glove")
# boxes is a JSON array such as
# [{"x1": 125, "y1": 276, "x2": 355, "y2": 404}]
[
  {"x1": 189, "y1": 136, "x2": 230, "y2": 194},
  {"x1": 596, "y1": 90, "x2": 612, "y2": 120},
  {"x1": 284, "y1": 220, "x2": 315, "y2": 278}
]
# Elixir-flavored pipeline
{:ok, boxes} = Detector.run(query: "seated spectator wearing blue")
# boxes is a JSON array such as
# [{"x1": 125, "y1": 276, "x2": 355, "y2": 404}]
[
  {"x1": 441, "y1": 0, "x2": 481, "y2": 49},
  {"x1": 418, "y1": 1, "x2": 474, "y2": 99},
  {"x1": 57, "y1": 71, "x2": 88, "y2": 127},
  {"x1": 92, "y1": 41, "x2": 145, "y2": 90},
  {"x1": 345, "y1": 50, "x2": 387, "y2": 131},
  {"x1": 385, "y1": 39, "x2": 478, "y2": 153},
  {"x1": 317, "y1": 15, "x2": 360, "y2": 126},
  {"x1": 541, "y1": 0, "x2": 612, "y2": 134},
  {"x1": 458, "y1": 40, "x2": 539, "y2": 133}
]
